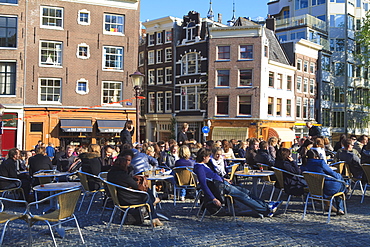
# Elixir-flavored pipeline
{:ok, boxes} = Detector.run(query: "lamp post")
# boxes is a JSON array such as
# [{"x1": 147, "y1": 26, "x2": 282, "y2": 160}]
[
  {"x1": 129, "y1": 71, "x2": 144, "y2": 144},
  {"x1": 0, "y1": 104, "x2": 5, "y2": 159}
]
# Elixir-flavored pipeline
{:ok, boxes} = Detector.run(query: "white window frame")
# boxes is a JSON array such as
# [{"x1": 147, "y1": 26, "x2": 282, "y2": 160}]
[
  {"x1": 101, "y1": 81, "x2": 122, "y2": 105},
  {"x1": 38, "y1": 77, "x2": 62, "y2": 104},
  {"x1": 40, "y1": 6, "x2": 63, "y2": 30},
  {"x1": 303, "y1": 78, "x2": 308, "y2": 93},
  {"x1": 310, "y1": 79, "x2": 315, "y2": 94},
  {"x1": 186, "y1": 22, "x2": 196, "y2": 41},
  {"x1": 277, "y1": 73, "x2": 283, "y2": 89},
  {"x1": 297, "y1": 59, "x2": 302, "y2": 71},
  {"x1": 148, "y1": 69, "x2": 155, "y2": 85},
  {"x1": 156, "y1": 92, "x2": 164, "y2": 112},
  {"x1": 157, "y1": 32, "x2": 162, "y2": 45},
  {"x1": 148, "y1": 34, "x2": 155, "y2": 46},
  {"x1": 157, "y1": 68, "x2": 163, "y2": 84},
  {"x1": 297, "y1": 76, "x2": 302, "y2": 92},
  {"x1": 148, "y1": 92, "x2": 155, "y2": 113},
  {"x1": 102, "y1": 46, "x2": 123, "y2": 71},
  {"x1": 76, "y1": 43, "x2": 90, "y2": 59},
  {"x1": 309, "y1": 98, "x2": 315, "y2": 119},
  {"x1": 296, "y1": 97, "x2": 302, "y2": 118},
  {"x1": 103, "y1": 13, "x2": 124, "y2": 35},
  {"x1": 239, "y1": 69, "x2": 253, "y2": 87},
  {"x1": 165, "y1": 91, "x2": 172, "y2": 112},
  {"x1": 287, "y1": 75, "x2": 292, "y2": 91},
  {"x1": 148, "y1": 50, "x2": 154, "y2": 65},
  {"x1": 180, "y1": 86, "x2": 201, "y2": 111},
  {"x1": 181, "y1": 52, "x2": 200, "y2": 75},
  {"x1": 75, "y1": 78, "x2": 89, "y2": 95},
  {"x1": 303, "y1": 61, "x2": 308, "y2": 73},
  {"x1": 165, "y1": 48, "x2": 172, "y2": 62},
  {"x1": 310, "y1": 62, "x2": 315, "y2": 74},
  {"x1": 156, "y1": 49, "x2": 162, "y2": 64},
  {"x1": 138, "y1": 52, "x2": 144, "y2": 66},
  {"x1": 0, "y1": 61, "x2": 16, "y2": 96},
  {"x1": 239, "y1": 45, "x2": 253, "y2": 60},
  {"x1": 39, "y1": 40, "x2": 63, "y2": 67},
  {"x1": 238, "y1": 95, "x2": 252, "y2": 116},
  {"x1": 303, "y1": 98, "x2": 308, "y2": 118},
  {"x1": 77, "y1": 9, "x2": 90, "y2": 25},
  {"x1": 165, "y1": 67, "x2": 172, "y2": 84},
  {"x1": 165, "y1": 31, "x2": 172, "y2": 43}
]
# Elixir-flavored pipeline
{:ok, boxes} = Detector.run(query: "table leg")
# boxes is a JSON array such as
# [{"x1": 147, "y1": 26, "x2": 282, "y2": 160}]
[{"x1": 252, "y1": 177, "x2": 259, "y2": 197}]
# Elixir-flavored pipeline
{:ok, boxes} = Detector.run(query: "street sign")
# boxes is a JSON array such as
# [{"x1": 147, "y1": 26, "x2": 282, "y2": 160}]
[{"x1": 202, "y1": 126, "x2": 210, "y2": 134}]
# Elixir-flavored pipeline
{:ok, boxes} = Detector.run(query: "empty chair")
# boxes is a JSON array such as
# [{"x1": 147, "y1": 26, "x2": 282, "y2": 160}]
[
  {"x1": 359, "y1": 164, "x2": 370, "y2": 203},
  {"x1": 0, "y1": 176, "x2": 26, "y2": 201},
  {"x1": 27, "y1": 188, "x2": 85, "y2": 247},
  {"x1": 77, "y1": 171, "x2": 105, "y2": 214}
]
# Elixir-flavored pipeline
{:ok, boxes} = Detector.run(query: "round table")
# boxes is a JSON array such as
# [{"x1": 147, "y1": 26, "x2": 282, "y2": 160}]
[
  {"x1": 235, "y1": 170, "x2": 275, "y2": 196},
  {"x1": 33, "y1": 172, "x2": 72, "y2": 178}
]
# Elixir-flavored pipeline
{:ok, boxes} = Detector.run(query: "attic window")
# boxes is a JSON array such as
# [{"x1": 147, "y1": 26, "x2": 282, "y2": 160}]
[{"x1": 186, "y1": 22, "x2": 196, "y2": 41}]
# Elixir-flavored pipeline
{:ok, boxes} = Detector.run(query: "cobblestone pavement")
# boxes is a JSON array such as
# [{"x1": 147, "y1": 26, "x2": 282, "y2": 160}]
[{"x1": 2, "y1": 182, "x2": 370, "y2": 247}]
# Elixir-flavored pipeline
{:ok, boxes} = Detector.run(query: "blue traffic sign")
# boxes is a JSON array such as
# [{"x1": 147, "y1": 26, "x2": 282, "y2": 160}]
[{"x1": 202, "y1": 126, "x2": 210, "y2": 134}]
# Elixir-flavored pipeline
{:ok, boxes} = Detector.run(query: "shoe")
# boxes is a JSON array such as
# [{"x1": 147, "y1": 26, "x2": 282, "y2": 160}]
[
  {"x1": 268, "y1": 201, "x2": 283, "y2": 217},
  {"x1": 337, "y1": 210, "x2": 345, "y2": 216},
  {"x1": 152, "y1": 218, "x2": 164, "y2": 227},
  {"x1": 324, "y1": 205, "x2": 337, "y2": 213},
  {"x1": 257, "y1": 213, "x2": 264, "y2": 219},
  {"x1": 153, "y1": 197, "x2": 161, "y2": 207},
  {"x1": 180, "y1": 196, "x2": 185, "y2": 201}
]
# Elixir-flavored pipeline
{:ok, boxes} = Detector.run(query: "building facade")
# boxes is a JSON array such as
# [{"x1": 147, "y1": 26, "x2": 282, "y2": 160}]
[{"x1": 1, "y1": 0, "x2": 141, "y2": 152}]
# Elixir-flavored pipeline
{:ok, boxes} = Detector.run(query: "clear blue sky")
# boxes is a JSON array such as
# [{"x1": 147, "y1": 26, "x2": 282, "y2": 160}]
[{"x1": 140, "y1": 0, "x2": 269, "y2": 24}]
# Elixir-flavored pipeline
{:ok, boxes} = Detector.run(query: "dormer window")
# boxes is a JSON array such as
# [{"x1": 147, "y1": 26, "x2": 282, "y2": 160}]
[{"x1": 186, "y1": 22, "x2": 196, "y2": 41}]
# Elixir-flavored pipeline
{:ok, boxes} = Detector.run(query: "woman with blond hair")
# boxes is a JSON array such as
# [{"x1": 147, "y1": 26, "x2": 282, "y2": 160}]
[
  {"x1": 268, "y1": 136, "x2": 278, "y2": 159},
  {"x1": 80, "y1": 144, "x2": 102, "y2": 190},
  {"x1": 310, "y1": 138, "x2": 327, "y2": 163}
]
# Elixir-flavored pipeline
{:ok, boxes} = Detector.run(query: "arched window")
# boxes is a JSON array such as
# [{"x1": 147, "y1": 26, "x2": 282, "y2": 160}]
[{"x1": 181, "y1": 52, "x2": 200, "y2": 75}]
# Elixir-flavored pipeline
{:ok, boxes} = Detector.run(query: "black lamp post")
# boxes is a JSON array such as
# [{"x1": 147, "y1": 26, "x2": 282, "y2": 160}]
[{"x1": 129, "y1": 71, "x2": 144, "y2": 143}]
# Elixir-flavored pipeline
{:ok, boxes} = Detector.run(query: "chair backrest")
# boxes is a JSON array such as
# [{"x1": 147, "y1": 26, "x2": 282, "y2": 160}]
[
  {"x1": 271, "y1": 167, "x2": 284, "y2": 189},
  {"x1": 57, "y1": 188, "x2": 82, "y2": 219},
  {"x1": 361, "y1": 164, "x2": 370, "y2": 184},
  {"x1": 104, "y1": 180, "x2": 148, "y2": 207},
  {"x1": 343, "y1": 163, "x2": 353, "y2": 179},
  {"x1": 77, "y1": 171, "x2": 97, "y2": 191},
  {"x1": 331, "y1": 161, "x2": 345, "y2": 175},
  {"x1": 229, "y1": 163, "x2": 240, "y2": 181},
  {"x1": 302, "y1": 171, "x2": 325, "y2": 198},
  {"x1": 98, "y1": 172, "x2": 108, "y2": 181},
  {"x1": 173, "y1": 167, "x2": 196, "y2": 187}
]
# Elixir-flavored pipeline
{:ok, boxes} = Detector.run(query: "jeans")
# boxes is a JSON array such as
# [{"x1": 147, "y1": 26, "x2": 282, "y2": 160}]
[
  {"x1": 220, "y1": 181, "x2": 270, "y2": 216},
  {"x1": 326, "y1": 183, "x2": 345, "y2": 212}
]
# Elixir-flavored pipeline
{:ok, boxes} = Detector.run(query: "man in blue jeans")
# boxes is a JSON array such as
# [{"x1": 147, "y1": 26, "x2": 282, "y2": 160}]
[{"x1": 194, "y1": 148, "x2": 282, "y2": 217}]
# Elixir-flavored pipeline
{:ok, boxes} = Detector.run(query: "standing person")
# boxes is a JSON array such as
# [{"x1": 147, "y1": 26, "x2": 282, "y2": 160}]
[
  {"x1": 45, "y1": 142, "x2": 55, "y2": 160},
  {"x1": 306, "y1": 122, "x2": 321, "y2": 139},
  {"x1": 28, "y1": 147, "x2": 53, "y2": 176},
  {"x1": 194, "y1": 148, "x2": 282, "y2": 218},
  {"x1": 177, "y1": 123, "x2": 189, "y2": 145},
  {"x1": 120, "y1": 120, "x2": 134, "y2": 145},
  {"x1": 34, "y1": 140, "x2": 43, "y2": 150}
]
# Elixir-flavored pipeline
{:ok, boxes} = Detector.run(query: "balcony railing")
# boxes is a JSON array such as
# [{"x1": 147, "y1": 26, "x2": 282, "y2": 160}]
[{"x1": 276, "y1": 14, "x2": 327, "y2": 33}]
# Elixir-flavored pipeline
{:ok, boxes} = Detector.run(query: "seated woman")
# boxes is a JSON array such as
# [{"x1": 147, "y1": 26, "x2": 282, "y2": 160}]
[
  {"x1": 174, "y1": 145, "x2": 195, "y2": 201},
  {"x1": 210, "y1": 147, "x2": 227, "y2": 178},
  {"x1": 274, "y1": 148, "x2": 306, "y2": 196},
  {"x1": 305, "y1": 149, "x2": 346, "y2": 215},
  {"x1": 165, "y1": 145, "x2": 179, "y2": 169},
  {"x1": 107, "y1": 149, "x2": 163, "y2": 227},
  {"x1": 237, "y1": 141, "x2": 248, "y2": 158},
  {"x1": 222, "y1": 142, "x2": 236, "y2": 159},
  {"x1": 80, "y1": 144, "x2": 102, "y2": 191},
  {"x1": 194, "y1": 148, "x2": 282, "y2": 218}
]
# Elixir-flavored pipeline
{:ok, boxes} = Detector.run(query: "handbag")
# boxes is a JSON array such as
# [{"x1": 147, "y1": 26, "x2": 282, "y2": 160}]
[{"x1": 132, "y1": 175, "x2": 149, "y2": 192}]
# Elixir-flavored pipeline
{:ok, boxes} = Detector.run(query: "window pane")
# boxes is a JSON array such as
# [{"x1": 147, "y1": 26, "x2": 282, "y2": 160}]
[
  {"x1": 217, "y1": 96, "x2": 229, "y2": 115},
  {"x1": 217, "y1": 70, "x2": 230, "y2": 86},
  {"x1": 240, "y1": 69, "x2": 252, "y2": 86}
]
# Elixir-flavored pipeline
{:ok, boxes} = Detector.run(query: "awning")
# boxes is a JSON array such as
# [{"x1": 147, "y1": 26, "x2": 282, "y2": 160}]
[
  {"x1": 270, "y1": 127, "x2": 296, "y2": 143},
  {"x1": 60, "y1": 119, "x2": 92, "y2": 132},
  {"x1": 212, "y1": 127, "x2": 249, "y2": 141},
  {"x1": 97, "y1": 120, "x2": 126, "y2": 133}
]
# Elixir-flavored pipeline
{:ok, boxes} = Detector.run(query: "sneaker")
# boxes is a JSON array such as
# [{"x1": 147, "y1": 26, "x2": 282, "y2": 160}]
[
  {"x1": 268, "y1": 201, "x2": 283, "y2": 217},
  {"x1": 180, "y1": 196, "x2": 185, "y2": 201}
]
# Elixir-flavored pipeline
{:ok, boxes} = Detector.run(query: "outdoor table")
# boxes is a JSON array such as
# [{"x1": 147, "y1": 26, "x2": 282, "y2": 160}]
[
  {"x1": 146, "y1": 174, "x2": 173, "y2": 220},
  {"x1": 235, "y1": 170, "x2": 275, "y2": 197},
  {"x1": 33, "y1": 182, "x2": 82, "y2": 237},
  {"x1": 33, "y1": 171, "x2": 71, "y2": 178}
]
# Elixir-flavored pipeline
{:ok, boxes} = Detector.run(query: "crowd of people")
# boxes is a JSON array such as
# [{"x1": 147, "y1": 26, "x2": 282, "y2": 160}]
[{"x1": 0, "y1": 121, "x2": 368, "y2": 226}]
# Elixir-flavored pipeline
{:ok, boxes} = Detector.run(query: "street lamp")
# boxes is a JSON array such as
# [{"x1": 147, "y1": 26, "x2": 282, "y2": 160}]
[
  {"x1": 0, "y1": 104, "x2": 5, "y2": 159},
  {"x1": 129, "y1": 71, "x2": 144, "y2": 144}
]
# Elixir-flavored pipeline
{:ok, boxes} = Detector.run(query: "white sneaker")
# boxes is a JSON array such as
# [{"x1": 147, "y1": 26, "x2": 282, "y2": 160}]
[{"x1": 180, "y1": 196, "x2": 185, "y2": 201}]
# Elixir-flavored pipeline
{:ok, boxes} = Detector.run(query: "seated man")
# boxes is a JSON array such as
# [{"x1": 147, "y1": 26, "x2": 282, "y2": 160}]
[
  {"x1": 254, "y1": 141, "x2": 275, "y2": 167},
  {"x1": 56, "y1": 145, "x2": 77, "y2": 172},
  {"x1": 194, "y1": 148, "x2": 282, "y2": 218},
  {"x1": 336, "y1": 139, "x2": 364, "y2": 180},
  {"x1": 28, "y1": 147, "x2": 53, "y2": 176},
  {"x1": 0, "y1": 148, "x2": 31, "y2": 201}
]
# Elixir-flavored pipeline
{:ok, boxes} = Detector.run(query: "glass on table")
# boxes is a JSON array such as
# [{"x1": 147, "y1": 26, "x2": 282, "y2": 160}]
[{"x1": 244, "y1": 165, "x2": 250, "y2": 174}]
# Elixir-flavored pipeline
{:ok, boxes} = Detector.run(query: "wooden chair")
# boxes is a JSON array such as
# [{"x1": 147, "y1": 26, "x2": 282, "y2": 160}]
[
  {"x1": 302, "y1": 171, "x2": 347, "y2": 223},
  {"x1": 104, "y1": 180, "x2": 153, "y2": 235},
  {"x1": 271, "y1": 167, "x2": 305, "y2": 214},
  {"x1": 0, "y1": 197, "x2": 28, "y2": 246},
  {"x1": 173, "y1": 167, "x2": 197, "y2": 205},
  {"x1": 77, "y1": 171, "x2": 105, "y2": 214},
  {"x1": 27, "y1": 188, "x2": 85, "y2": 247}
]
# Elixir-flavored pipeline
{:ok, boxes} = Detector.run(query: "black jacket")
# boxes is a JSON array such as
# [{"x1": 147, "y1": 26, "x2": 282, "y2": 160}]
[
  {"x1": 120, "y1": 128, "x2": 133, "y2": 145},
  {"x1": 0, "y1": 158, "x2": 18, "y2": 189},
  {"x1": 274, "y1": 159, "x2": 306, "y2": 196},
  {"x1": 254, "y1": 149, "x2": 275, "y2": 167},
  {"x1": 107, "y1": 166, "x2": 147, "y2": 206},
  {"x1": 28, "y1": 154, "x2": 53, "y2": 176},
  {"x1": 80, "y1": 152, "x2": 102, "y2": 191},
  {"x1": 246, "y1": 148, "x2": 258, "y2": 169},
  {"x1": 308, "y1": 125, "x2": 321, "y2": 138},
  {"x1": 177, "y1": 131, "x2": 188, "y2": 145}
]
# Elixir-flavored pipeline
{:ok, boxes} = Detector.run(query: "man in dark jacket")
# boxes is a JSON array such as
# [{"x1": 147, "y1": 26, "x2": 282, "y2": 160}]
[
  {"x1": 336, "y1": 139, "x2": 364, "y2": 180},
  {"x1": 306, "y1": 122, "x2": 321, "y2": 139},
  {"x1": 28, "y1": 147, "x2": 53, "y2": 176},
  {"x1": 254, "y1": 141, "x2": 275, "y2": 167},
  {"x1": 120, "y1": 120, "x2": 134, "y2": 145},
  {"x1": 56, "y1": 145, "x2": 77, "y2": 172},
  {"x1": 246, "y1": 138, "x2": 259, "y2": 169}
]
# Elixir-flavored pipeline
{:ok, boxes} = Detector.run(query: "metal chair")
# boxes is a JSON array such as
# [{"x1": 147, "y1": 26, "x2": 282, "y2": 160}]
[
  {"x1": 302, "y1": 171, "x2": 347, "y2": 223},
  {"x1": 271, "y1": 167, "x2": 305, "y2": 214},
  {"x1": 0, "y1": 176, "x2": 26, "y2": 201},
  {"x1": 104, "y1": 180, "x2": 153, "y2": 235},
  {"x1": 228, "y1": 163, "x2": 239, "y2": 181},
  {"x1": 359, "y1": 164, "x2": 370, "y2": 203},
  {"x1": 0, "y1": 197, "x2": 28, "y2": 246},
  {"x1": 173, "y1": 167, "x2": 197, "y2": 205},
  {"x1": 329, "y1": 161, "x2": 345, "y2": 175},
  {"x1": 27, "y1": 188, "x2": 85, "y2": 247},
  {"x1": 97, "y1": 172, "x2": 112, "y2": 220},
  {"x1": 345, "y1": 163, "x2": 364, "y2": 200},
  {"x1": 77, "y1": 171, "x2": 105, "y2": 214}
]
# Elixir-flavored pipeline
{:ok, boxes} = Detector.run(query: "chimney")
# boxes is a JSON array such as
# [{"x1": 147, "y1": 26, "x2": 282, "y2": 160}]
[
  {"x1": 266, "y1": 16, "x2": 276, "y2": 32},
  {"x1": 218, "y1": 13, "x2": 222, "y2": 23}
]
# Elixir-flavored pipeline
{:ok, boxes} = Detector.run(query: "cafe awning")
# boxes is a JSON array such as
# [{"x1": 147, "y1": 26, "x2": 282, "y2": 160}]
[
  {"x1": 212, "y1": 127, "x2": 249, "y2": 141},
  {"x1": 269, "y1": 127, "x2": 296, "y2": 143},
  {"x1": 60, "y1": 119, "x2": 92, "y2": 132},
  {"x1": 97, "y1": 120, "x2": 126, "y2": 133}
]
